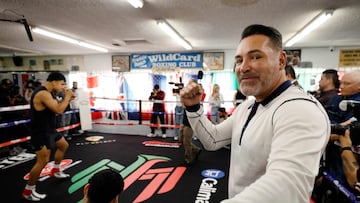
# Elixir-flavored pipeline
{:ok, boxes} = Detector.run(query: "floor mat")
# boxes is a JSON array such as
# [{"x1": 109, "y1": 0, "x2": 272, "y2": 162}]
[{"x1": 0, "y1": 132, "x2": 230, "y2": 203}]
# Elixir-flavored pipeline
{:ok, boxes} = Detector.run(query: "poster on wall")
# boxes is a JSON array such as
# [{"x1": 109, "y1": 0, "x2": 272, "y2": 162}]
[
  {"x1": 202, "y1": 52, "x2": 224, "y2": 70},
  {"x1": 112, "y1": 55, "x2": 130, "y2": 72}
]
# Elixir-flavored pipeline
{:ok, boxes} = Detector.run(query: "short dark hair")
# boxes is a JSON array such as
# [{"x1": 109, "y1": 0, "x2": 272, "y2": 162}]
[
  {"x1": 323, "y1": 69, "x2": 340, "y2": 88},
  {"x1": 241, "y1": 24, "x2": 283, "y2": 51},
  {"x1": 88, "y1": 169, "x2": 124, "y2": 203},
  {"x1": 154, "y1": 84, "x2": 160, "y2": 90},
  {"x1": 285, "y1": 64, "x2": 296, "y2": 79},
  {"x1": 1, "y1": 78, "x2": 12, "y2": 86},
  {"x1": 47, "y1": 72, "x2": 66, "y2": 82}
]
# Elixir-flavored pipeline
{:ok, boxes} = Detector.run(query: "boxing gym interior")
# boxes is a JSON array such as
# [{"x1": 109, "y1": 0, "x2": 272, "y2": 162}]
[{"x1": 1, "y1": 0, "x2": 360, "y2": 202}]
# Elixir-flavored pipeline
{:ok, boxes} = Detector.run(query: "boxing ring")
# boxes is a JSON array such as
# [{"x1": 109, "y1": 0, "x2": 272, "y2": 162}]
[
  {"x1": 0, "y1": 95, "x2": 241, "y2": 150},
  {"x1": 85, "y1": 96, "x2": 238, "y2": 136}
]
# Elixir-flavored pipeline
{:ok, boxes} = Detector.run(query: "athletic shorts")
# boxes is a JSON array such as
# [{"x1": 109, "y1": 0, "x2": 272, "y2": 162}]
[{"x1": 30, "y1": 132, "x2": 63, "y2": 151}]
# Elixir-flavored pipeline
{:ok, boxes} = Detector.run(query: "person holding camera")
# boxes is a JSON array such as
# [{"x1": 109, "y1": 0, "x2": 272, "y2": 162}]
[
  {"x1": 0, "y1": 78, "x2": 14, "y2": 107},
  {"x1": 180, "y1": 24, "x2": 330, "y2": 203},
  {"x1": 147, "y1": 84, "x2": 167, "y2": 138},
  {"x1": 319, "y1": 70, "x2": 360, "y2": 201},
  {"x1": 338, "y1": 129, "x2": 360, "y2": 192},
  {"x1": 318, "y1": 126, "x2": 360, "y2": 201},
  {"x1": 327, "y1": 71, "x2": 360, "y2": 125}
]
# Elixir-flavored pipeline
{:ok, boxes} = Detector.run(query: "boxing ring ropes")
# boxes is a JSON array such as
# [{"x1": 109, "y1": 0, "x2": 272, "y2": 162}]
[
  {"x1": 0, "y1": 104, "x2": 80, "y2": 148},
  {"x1": 1, "y1": 97, "x2": 359, "y2": 202},
  {"x1": 0, "y1": 96, "x2": 239, "y2": 147}
]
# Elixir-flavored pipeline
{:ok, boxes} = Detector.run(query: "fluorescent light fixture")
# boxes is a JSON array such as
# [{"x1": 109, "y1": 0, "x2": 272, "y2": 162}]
[
  {"x1": 32, "y1": 27, "x2": 108, "y2": 52},
  {"x1": 157, "y1": 20, "x2": 192, "y2": 50},
  {"x1": 127, "y1": 0, "x2": 144, "y2": 8},
  {"x1": 285, "y1": 10, "x2": 333, "y2": 47}
]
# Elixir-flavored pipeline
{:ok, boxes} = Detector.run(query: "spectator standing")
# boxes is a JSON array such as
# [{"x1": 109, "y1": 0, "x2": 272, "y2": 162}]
[
  {"x1": 315, "y1": 69, "x2": 340, "y2": 108},
  {"x1": 70, "y1": 81, "x2": 83, "y2": 135},
  {"x1": 147, "y1": 84, "x2": 167, "y2": 138},
  {"x1": 0, "y1": 78, "x2": 14, "y2": 107},
  {"x1": 24, "y1": 80, "x2": 35, "y2": 103},
  {"x1": 173, "y1": 92, "x2": 183, "y2": 141},
  {"x1": 234, "y1": 89, "x2": 246, "y2": 107},
  {"x1": 285, "y1": 64, "x2": 302, "y2": 89},
  {"x1": 209, "y1": 84, "x2": 223, "y2": 124},
  {"x1": 179, "y1": 109, "x2": 201, "y2": 166},
  {"x1": 55, "y1": 90, "x2": 71, "y2": 140}
]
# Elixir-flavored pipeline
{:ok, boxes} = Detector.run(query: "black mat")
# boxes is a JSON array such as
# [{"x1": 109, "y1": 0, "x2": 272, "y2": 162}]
[{"x1": 0, "y1": 132, "x2": 230, "y2": 203}]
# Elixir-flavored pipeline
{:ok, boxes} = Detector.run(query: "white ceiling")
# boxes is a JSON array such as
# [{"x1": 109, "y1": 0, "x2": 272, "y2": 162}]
[{"x1": 0, "y1": 0, "x2": 360, "y2": 56}]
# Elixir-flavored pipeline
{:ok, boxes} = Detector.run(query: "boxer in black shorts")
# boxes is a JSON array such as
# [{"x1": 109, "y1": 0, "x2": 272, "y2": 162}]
[{"x1": 22, "y1": 72, "x2": 75, "y2": 201}]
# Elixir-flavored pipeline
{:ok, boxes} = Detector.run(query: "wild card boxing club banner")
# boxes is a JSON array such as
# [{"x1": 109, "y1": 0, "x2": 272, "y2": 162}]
[{"x1": 131, "y1": 52, "x2": 203, "y2": 70}]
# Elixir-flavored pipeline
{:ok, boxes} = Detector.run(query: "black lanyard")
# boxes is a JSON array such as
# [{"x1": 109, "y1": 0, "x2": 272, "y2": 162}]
[{"x1": 239, "y1": 102, "x2": 259, "y2": 145}]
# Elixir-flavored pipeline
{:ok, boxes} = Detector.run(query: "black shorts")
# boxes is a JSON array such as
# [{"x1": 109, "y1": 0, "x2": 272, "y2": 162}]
[{"x1": 30, "y1": 132, "x2": 63, "y2": 151}]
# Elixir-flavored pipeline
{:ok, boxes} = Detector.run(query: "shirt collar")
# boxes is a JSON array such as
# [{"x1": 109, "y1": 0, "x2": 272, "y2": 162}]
[{"x1": 260, "y1": 80, "x2": 292, "y2": 106}]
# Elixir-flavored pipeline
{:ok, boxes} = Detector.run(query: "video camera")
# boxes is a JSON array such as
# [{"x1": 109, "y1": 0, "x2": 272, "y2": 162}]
[
  {"x1": 169, "y1": 77, "x2": 184, "y2": 94},
  {"x1": 331, "y1": 100, "x2": 360, "y2": 145}
]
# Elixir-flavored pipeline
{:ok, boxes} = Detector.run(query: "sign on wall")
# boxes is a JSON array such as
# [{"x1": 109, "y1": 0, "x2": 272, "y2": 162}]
[
  {"x1": 131, "y1": 52, "x2": 202, "y2": 71},
  {"x1": 339, "y1": 49, "x2": 360, "y2": 67}
]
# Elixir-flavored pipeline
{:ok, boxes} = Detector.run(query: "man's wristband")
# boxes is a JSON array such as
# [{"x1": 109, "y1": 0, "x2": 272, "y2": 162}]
[
  {"x1": 185, "y1": 103, "x2": 201, "y2": 112},
  {"x1": 341, "y1": 146, "x2": 352, "y2": 153}
]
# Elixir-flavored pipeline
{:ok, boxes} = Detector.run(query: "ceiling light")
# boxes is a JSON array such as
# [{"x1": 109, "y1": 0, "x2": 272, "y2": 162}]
[
  {"x1": 32, "y1": 27, "x2": 108, "y2": 52},
  {"x1": 285, "y1": 10, "x2": 333, "y2": 47},
  {"x1": 157, "y1": 20, "x2": 192, "y2": 50},
  {"x1": 127, "y1": 0, "x2": 144, "y2": 8}
]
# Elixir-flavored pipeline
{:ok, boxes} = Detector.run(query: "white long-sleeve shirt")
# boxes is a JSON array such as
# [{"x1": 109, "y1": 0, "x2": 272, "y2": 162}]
[{"x1": 186, "y1": 84, "x2": 330, "y2": 203}]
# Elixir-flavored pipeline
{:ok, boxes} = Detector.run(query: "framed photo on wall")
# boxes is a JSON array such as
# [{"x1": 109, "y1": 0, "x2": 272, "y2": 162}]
[
  {"x1": 112, "y1": 55, "x2": 130, "y2": 72},
  {"x1": 29, "y1": 59, "x2": 36, "y2": 66},
  {"x1": 284, "y1": 49, "x2": 301, "y2": 67},
  {"x1": 43, "y1": 60, "x2": 50, "y2": 70},
  {"x1": 202, "y1": 52, "x2": 224, "y2": 70}
]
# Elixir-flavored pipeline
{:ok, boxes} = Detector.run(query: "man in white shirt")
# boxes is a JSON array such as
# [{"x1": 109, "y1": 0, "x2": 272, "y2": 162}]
[{"x1": 180, "y1": 24, "x2": 330, "y2": 203}]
